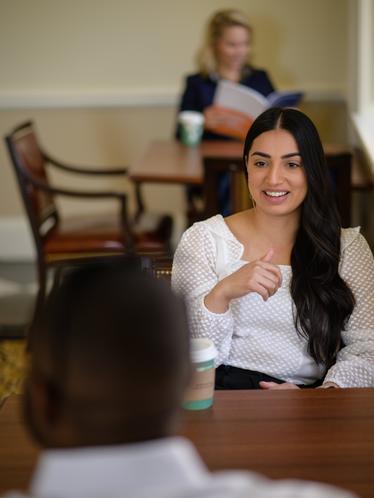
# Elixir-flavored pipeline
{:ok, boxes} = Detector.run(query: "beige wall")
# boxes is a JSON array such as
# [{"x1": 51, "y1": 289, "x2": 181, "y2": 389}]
[
  {"x1": 0, "y1": 0, "x2": 349, "y2": 96},
  {"x1": 0, "y1": 0, "x2": 349, "y2": 241}
]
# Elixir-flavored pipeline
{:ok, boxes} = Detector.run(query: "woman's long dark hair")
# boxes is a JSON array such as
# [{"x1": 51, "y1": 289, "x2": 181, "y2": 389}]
[{"x1": 243, "y1": 108, "x2": 355, "y2": 368}]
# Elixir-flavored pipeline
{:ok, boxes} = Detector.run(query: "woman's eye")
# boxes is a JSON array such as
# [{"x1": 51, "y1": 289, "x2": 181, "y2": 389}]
[
  {"x1": 254, "y1": 161, "x2": 266, "y2": 168},
  {"x1": 288, "y1": 162, "x2": 301, "y2": 169}
]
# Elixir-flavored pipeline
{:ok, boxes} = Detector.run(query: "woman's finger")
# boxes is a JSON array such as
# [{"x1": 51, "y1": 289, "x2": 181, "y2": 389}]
[
  {"x1": 259, "y1": 381, "x2": 300, "y2": 390},
  {"x1": 251, "y1": 268, "x2": 282, "y2": 294},
  {"x1": 249, "y1": 281, "x2": 271, "y2": 301},
  {"x1": 252, "y1": 275, "x2": 279, "y2": 298},
  {"x1": 255, "y1": 261, "x2": 282, "y2": 281},
  {"x1": 244, "y1": 260, "x2": 282, "y2": 284}
]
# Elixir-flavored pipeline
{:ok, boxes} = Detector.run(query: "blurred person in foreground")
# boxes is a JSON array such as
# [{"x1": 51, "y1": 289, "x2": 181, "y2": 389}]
[{"x1": 5, "y1": 258, "x2": 356, "y2": 498}]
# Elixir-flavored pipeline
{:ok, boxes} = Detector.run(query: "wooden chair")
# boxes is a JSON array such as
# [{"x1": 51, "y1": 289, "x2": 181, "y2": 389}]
[
  {"x1": 5, "y1": 121, "x2": 173, "y2": 344},
  {"x1": 202, "y1": 152, "x2": 352, "y2": 226}
]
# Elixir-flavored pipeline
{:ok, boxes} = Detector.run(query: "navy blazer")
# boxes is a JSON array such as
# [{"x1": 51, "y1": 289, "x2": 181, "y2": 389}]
[{"x1": 176, "y1": 67, "x2": 275, "y2": 140}]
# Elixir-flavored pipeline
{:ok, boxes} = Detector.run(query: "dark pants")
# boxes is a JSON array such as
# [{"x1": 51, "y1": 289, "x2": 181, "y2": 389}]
[{"x1": 215, "y1": 365, "x2": 323, "y2": 390}]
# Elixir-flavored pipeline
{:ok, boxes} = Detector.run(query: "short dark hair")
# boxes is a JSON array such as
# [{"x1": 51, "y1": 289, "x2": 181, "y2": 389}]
[
  {"x1": 29, "y1": 257, "x2": 191, "y2": 445},
  {"x1": 243, "y1": 108, "x2": 355, "y2": 367}
]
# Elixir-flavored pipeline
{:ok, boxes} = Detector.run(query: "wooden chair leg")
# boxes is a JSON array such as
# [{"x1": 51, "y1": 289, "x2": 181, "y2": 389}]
[
  {"x1": 27, "y1": 263, "x2": 47, "y2": 351},
  {"x1": 134, "y1": 182, "x2": 145, "y2": 221}
]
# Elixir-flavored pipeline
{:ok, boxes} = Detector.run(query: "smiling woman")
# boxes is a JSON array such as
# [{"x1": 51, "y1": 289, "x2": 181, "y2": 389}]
[{"x1": 172, "y1": 107, "x2": 374, "y2": 390}]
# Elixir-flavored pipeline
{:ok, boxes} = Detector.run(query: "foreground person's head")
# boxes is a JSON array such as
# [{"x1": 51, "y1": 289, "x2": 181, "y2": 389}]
[{"x1": 24, "y1": 257, "x2": 191, "y2": 448}]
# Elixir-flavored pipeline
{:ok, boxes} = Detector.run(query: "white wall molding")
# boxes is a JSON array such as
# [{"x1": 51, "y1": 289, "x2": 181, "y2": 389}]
[
  {"x1": 0, "y1": 87, "x2": 345, "y2": 110},
  {"x1": 0, "y1": 88, "x2": 180, "y2": 109},
  {"x1": 0, "y1": 216, "x2": 35, "y2": 261}
]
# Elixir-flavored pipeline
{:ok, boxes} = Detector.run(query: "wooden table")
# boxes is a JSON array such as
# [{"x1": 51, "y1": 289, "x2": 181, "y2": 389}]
[
  {"x1": 129, "y1": 140, "x2": 243, "y2": 185},
  {"x1": 1, "y1": 390, "x2": 374, "y2": 497},
  {"x1": 182, "y1": 389, "x2": 374, "y2": 497},
  {"x1": 129, "y1": 139, "x2": 367, "y2": 187}
]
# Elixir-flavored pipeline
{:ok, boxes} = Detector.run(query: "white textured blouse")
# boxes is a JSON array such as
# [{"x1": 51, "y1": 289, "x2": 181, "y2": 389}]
[{"x1": 172, "y1": 215, "x2": 374, "y2": 387}]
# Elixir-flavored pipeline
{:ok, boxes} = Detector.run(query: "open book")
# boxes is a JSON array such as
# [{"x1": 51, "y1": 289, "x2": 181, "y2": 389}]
[
  {"x1": 209, "y1": 80, "x2": 303, "y2": 139},
  {"x1": 214, "y1": 80, "x2": 303, "y2": 118}
]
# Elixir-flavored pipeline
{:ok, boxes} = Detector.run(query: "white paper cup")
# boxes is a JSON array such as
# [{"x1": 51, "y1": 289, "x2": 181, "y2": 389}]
[
  {"x1": 183, "y1": 338, "x2": 217, "y2": 410},
  {"x1": 178, "y1": 111, "x2": 204, "y2": 147}
]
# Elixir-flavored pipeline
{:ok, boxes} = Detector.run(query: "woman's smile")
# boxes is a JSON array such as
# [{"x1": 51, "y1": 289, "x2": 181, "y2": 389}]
[{"x1": 262, "y1": 190, "x2": 290, "y2": 202}]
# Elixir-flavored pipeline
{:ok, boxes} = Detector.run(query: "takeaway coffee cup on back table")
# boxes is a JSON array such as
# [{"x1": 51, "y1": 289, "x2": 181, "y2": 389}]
[
  {"x1": 183, "y1": 338, "x2": 217, "y2": 410},
  {"x1": 178, "y1": 111, "x2": 204, "y2": 147}
]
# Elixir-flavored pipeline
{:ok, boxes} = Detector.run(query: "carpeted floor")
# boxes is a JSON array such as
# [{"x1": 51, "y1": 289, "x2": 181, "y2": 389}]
[
  {"x1": 0, "y1": 339, "x2": 27, "y2": 405},
  {"x1": 0, "y1": 261, "x2": 34, "y2": 404}
]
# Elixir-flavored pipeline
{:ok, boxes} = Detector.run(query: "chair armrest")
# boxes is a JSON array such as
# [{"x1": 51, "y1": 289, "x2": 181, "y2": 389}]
[
  {"x1": 25, "y1": 172, "x2": 135, "y2": 251},
  {"x1": 44, "y1": 153, "x2": 128, "y2": 176},
  {"x1": 27, "y1": 173, "x2": 125, "y2": 200}
]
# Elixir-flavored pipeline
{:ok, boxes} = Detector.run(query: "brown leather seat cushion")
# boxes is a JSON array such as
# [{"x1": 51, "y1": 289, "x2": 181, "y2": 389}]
[{"x1": 44, "y1": 213, "x2": 171, "y2": 254}]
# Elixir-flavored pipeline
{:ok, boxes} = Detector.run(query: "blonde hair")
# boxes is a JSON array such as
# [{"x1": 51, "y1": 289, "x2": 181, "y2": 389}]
[{"x1": 196, "y1": 9, "x2": 252, "y2": 76}]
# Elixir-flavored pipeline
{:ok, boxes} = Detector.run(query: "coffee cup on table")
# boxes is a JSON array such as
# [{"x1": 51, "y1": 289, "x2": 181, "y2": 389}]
[
  {"x1": 178, "y1": 111, "x2": 204, "y2": 147},
  {"x1": 183, "y1": 338, "x2": 217, "y2": 410}
]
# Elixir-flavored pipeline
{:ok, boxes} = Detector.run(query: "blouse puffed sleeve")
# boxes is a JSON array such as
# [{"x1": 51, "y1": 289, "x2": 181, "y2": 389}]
[
  {"x1": 324, "y1": 230, "x2": 374, "y2": 387},
  {"x1": 172, "y1": 222, "x2": 235, "y2": 365}
]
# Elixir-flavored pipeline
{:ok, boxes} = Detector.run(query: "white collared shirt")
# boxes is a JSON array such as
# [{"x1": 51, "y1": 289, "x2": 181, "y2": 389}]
[{"x1": 2, "y1": 437, "x2": 356, "y2": 498}]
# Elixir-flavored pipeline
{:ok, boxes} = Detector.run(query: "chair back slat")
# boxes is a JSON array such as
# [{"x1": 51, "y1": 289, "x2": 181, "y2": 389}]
[{"x1": 5, "y1": 122, "x2": 58, "y2": 242}]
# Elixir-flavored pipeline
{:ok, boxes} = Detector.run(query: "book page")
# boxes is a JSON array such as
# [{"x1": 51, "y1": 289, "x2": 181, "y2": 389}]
[
  {"x1": 214, "y1": 80, "x2": 268, "y2": 118},
  {"x1": 267, "y1": 91, "x2": 303, "y2": 108}
]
